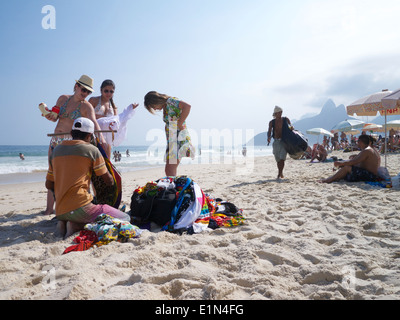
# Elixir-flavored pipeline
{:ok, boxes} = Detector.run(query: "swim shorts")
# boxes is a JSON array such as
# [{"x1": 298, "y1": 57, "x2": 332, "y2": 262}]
[
  {"x1": 273, "y1": 139, "x2": 287, "y2": 162},
  {"x1": 57, "y1": 203, "x2": 130, "y2": 224},
  {"x1": 345, "y1": 166, "x2": 379, "y2": 182}
]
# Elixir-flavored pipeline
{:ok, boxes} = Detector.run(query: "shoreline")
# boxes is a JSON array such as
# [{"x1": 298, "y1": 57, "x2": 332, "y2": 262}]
[{"x1": 0, "y1": 152, "x2": 269, "y2": 186}]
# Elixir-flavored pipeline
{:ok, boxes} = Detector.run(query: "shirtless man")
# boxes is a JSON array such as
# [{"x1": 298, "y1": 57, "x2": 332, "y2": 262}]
[
  {"x1": 321, "y1": 135, "x2": 380, "y2": 183},
  {"x1": 267, "y1": 106, "x2": 292, "y2": 179},
  {"x1": 311, "y1": 144, "x2": 328, "y2": 163}
]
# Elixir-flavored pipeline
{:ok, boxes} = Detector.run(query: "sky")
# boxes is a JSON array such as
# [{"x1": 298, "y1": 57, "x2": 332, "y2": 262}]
[{"x1": 1, "y1": 0, "x2": 400, "y2": 146}]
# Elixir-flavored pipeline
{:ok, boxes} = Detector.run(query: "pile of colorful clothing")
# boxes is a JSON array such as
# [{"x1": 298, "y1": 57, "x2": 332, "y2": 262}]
[
  {"x1": 194, "y1": 197, "x2": 245, "y2": 231},
  {"x1": 63, "y1": 214, "x2": 143, "y2": 255},
  {"x1": 130, "y1": 176, "x2": 245, "y2": 234}
]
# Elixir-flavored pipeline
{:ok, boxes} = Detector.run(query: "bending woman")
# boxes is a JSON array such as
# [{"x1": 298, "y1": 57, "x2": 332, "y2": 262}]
[
  {"x1": 144, "y1": 91, "x2": 195, "y2": 177},
  {"x1": 43, "y1": 75, "x2": 106, "y2": 215}
]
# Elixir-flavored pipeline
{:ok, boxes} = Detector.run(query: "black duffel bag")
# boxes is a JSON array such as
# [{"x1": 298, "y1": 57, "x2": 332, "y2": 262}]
[{"x1": 130, "y1": 187, "x2": 177, "y2": 227}]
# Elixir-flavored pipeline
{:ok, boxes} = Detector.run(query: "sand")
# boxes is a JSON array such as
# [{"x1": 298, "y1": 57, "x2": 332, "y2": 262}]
[{"x1": 0, "y1": 152, "x2": 400, "y2": 300}]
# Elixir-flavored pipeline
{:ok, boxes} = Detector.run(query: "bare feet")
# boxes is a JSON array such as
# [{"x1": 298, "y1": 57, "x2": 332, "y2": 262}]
[
  {"x1": 65, "y1": 222, "x2": 84, "y2": 239},
  {"x1": 55, "y1": 221, "x2": 66, "y2": 238},
  {"x1": 42, "y1": 209, "x2": 54, "y2": 216},
  {"x1": 55, "y1": 221, "x2": 84, "y2": 239},
  {"x1": 319, "y1": 178, "x2": 332, "y2": 184}
]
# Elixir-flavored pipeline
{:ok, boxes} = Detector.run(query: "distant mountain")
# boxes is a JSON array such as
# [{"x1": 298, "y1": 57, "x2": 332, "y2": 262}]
[
  {"x1": 249, "y1": 99, "x2": 357, "y2": 146},
  {"x1": 371, "y1": 114, "x2": 400, "y2": 125}
]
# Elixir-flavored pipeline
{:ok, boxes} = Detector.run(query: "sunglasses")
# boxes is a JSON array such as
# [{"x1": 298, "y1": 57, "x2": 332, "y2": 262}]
[
  {"x1": 77, "y1": 84, "x2": 92, "y2": 95},
  {"x1": 104, "y1": 90, "x2": 115, "y2": 94}
]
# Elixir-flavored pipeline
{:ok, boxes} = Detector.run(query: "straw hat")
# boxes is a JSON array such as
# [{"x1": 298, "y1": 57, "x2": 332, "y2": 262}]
[
  {"x1": 75, "y1": 75, "x2": 94, "y2": 93},
  {"x1": 273, "y1": 106, "x2": 283, "y2": 116}
]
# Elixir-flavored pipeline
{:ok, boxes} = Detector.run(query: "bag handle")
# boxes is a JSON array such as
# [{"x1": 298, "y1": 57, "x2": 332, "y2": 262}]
[
  {"x1": 162, "y1": 178, "x2": 192, "y2": 230},
  {"x1": 142, "y1": 191, "x2": 157, "y2": 222}
]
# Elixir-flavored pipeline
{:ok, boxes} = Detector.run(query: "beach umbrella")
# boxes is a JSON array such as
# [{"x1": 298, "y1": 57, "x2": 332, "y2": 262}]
[
  {"x1": 386, "y1": 120, "x2": 400, "y2": 130},
  {"x1": 362, "y1": 123, "x2": 384, "y2": 133},
  {"x1": 347, "y1": 89, "x2": 395, "y2": 116},
  {"x1": 331, "y1": 119, "x2": 365, "y2": 133},
  {"x1": 347, "y1": 129, "x2": 360, "y2": 135},
  {"x1": 346, "y1": 89, "x2": 399, "y2": 168},
  {"x1": 382, "y1": 88, "x2": 400, "y2": 110},
  {"x1": 306, "y1": 128, "x2": 334, "y2": 137},
  {"x1": 306, "y1": 128, "x2": 334, "y2": 144}
]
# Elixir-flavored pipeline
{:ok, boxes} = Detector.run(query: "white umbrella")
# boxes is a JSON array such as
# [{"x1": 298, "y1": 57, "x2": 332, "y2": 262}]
[
  {"x1": 306, "y1": 128, "x2": 334, "y2": 137},
  {"x1": 347, "y1": 129, "x2": 360, "y2": 135},
  {"x1": 382, "y1": 88, "x2": 400, "y2": 110},
  {"x1": 306, "y1": 128, "x2": 334, "y2": 144},
  {"x1": 363, "y1": 123, "x2": 384, "y2": 133},
  {"x1": 386, "y1": 120, "x2": 400, "y2": 130},
  {"x1": 331, "y1": 119, "x2": 365, "y2": 133}
]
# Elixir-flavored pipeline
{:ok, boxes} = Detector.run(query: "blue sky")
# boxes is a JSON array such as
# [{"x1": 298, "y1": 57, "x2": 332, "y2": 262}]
[{"x1": 1, "y1": 0, "x2": 400, "y2": 146}]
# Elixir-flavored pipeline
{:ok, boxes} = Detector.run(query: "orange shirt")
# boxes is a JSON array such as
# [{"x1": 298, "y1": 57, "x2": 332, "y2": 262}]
[{"x1": 46, "y1": 140, "x2": 108, "y2": 216}]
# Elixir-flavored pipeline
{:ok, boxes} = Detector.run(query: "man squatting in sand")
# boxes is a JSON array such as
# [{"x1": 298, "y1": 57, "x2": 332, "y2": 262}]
[
  {"x1": 321, "y1": 134, "x2": 380, "y2": 184},
  {"x1": 46, "y1": 118, "x2": 130, "y2": 239},
  {"x1": 267, "y1": 106, "x2": 292, "y2": 180}
]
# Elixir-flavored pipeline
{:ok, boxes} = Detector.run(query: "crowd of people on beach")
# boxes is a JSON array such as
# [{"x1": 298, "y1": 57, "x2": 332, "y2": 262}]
[{"x1": 315, "y1": 130, "x2": 400, "y2": 154}]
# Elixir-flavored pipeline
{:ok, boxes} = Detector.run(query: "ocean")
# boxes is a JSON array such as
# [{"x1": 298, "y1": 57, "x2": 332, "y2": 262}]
[{"x1": 0, "y1": 145, "x2": 272, "y2": 185}]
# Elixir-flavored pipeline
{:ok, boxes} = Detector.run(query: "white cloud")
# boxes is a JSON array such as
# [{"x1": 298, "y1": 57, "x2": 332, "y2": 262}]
[{"x1": 239, "y1": 0, "x2": 400, "y2": 120}]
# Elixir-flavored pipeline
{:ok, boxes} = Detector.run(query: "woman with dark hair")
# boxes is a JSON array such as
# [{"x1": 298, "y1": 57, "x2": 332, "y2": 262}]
[
  {"x1": 90, "y1": 80, "x2": 139, "y2": 158},
  {"x1": 89, "y1": 80, "x2": 118, "y2": 119}
]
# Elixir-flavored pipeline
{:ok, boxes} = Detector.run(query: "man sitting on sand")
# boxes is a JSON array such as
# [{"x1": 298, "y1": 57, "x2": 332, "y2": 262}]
[
  {"x1": 321, "y1": 135, "x2": 380, "y2": 184},
  {"x1": 46, "y1": 117, "x2": 130, "y2": 239},
  {"x1": 310, "y1": 144, "x2": 328, "y2": 163}
]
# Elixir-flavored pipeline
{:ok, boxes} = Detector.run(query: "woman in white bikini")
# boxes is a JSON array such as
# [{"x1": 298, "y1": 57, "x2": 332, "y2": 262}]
[
  {"x1": 89, "y1": 80, "x2": 118, "y2": 120},
  {"x1": 89, "y1": 80, "x2": 139, "y2": 158},
  {"x1": 43, "y1": 75, "x2": 106, "y2": 215}
]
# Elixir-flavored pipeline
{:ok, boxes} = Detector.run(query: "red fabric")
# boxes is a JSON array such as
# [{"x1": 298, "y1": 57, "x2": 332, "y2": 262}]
[{"x1": 62, "y1": 231, "x2": 98, "y2": 255}]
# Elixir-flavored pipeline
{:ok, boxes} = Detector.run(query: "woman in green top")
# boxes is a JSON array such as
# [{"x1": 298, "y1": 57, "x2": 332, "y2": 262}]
[{"x1": 144, "y1": 91, "x2": 195, "y2": 177}]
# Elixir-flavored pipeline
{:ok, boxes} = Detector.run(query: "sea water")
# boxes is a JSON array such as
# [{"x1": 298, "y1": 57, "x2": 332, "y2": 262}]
[{"x1": 0, "y1": 145, "x2": 272, "y2": 185}]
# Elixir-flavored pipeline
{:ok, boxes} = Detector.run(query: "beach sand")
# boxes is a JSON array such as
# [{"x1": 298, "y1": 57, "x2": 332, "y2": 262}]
[{"x1": 1, "y1": 152, "x2": 400, "y2": 300}]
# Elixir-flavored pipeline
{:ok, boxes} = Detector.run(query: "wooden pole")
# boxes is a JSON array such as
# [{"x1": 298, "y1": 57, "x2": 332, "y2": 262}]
[{"x1": 47, "y1": 130, "x2": 117, "y2": 137}]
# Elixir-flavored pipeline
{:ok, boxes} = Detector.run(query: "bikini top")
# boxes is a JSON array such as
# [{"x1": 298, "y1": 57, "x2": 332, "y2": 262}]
[
  {"x1": 95, "y1": 96, "x2": 114, "y2": 117},
  {"x1": 59, "y1": 97, "x2": 82, "y2": 120}
]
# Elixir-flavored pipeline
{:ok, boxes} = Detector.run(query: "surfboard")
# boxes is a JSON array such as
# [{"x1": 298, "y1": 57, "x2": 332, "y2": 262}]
[
  {"x1": 281, "y1": 121, "x2": 309, "y2": 160},
  {"x1": 91, "y1": 139, "x2": 122, "y2": 209}
]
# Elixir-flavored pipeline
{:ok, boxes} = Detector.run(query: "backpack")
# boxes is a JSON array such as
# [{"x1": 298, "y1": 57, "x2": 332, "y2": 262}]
[{"x1": 130, "y1": 184, "x2": 177, "y2": 227}]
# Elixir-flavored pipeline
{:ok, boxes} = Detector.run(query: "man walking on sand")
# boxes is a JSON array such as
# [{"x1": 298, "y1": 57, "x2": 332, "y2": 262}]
[{"x1": 267, "y1": 106, "x2": 292, "y2": 180}]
